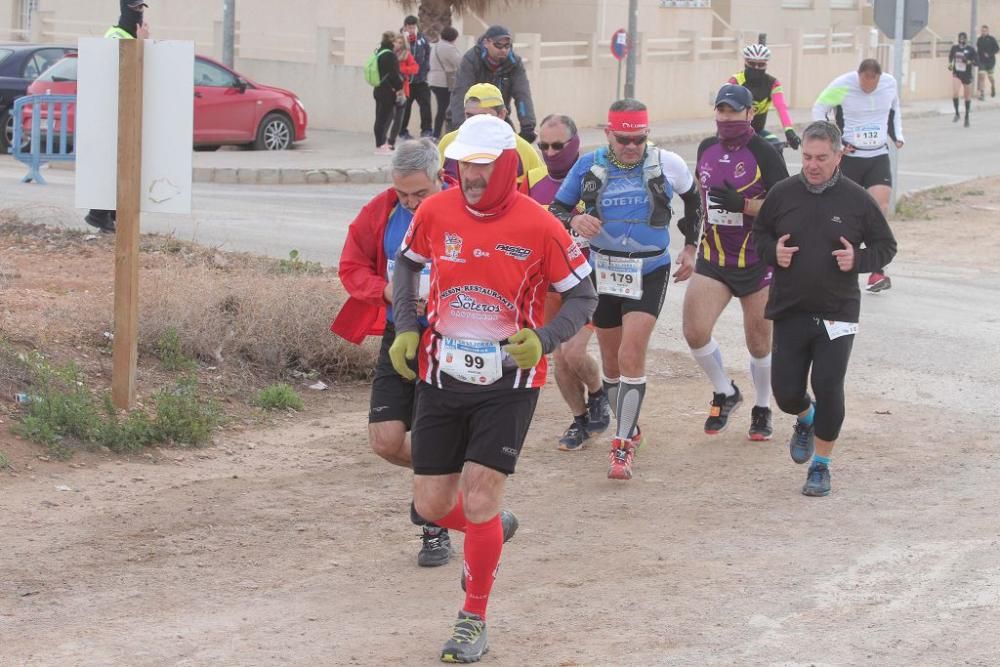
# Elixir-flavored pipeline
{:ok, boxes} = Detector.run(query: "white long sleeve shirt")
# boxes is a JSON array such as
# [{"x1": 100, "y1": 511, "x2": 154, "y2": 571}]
[{"x1": 812, "y1": 72, "x2": 904, "y2": 158}]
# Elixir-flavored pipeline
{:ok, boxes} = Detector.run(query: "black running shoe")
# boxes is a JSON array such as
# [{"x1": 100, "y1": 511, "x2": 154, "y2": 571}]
[
  {"x1": 557, "y1": 419, "x2": 588, "y2": 451},
  {"x1": 802, "y1": 462, "x2": 831, "y2": 497},
  {"x1": 585, "y1": 392, "x2": 612, "y2": 434},
  {"x1": 748, "y1": 406, "x2": 773, "y2": 441},
  {"x1": 440, "y1": 611, "x2": 488, "y2": 663},
  {"x1": 704, "y1": 382, "x2": 742, "y2": 434},
  {"x1": 789, "y1": 420, "x2": 815, "y2": 464},
  {"x1": 418, "y1": 526, "x2": 452, "y2": 568},
  {"x1": 953, "y1": 112, "x2": 961, "y2": 123},
  {"x1": 85, "y1": 210, "x2": 116, "y2": 234}
]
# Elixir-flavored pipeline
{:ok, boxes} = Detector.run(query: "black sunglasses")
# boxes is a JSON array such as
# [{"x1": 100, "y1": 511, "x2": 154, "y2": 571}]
[
  {"x1": 746, "y1": 60, "x2": 768, "y2": 69},
  {"x1": 613, "y1": 134, "x2": 647, "y2": 146},
  {"x1": 538, "y1": 141, "x2": 567, "y2": 151},
  {"x1": 491, "y1": 41, "x2": 512, "y2": 50}
]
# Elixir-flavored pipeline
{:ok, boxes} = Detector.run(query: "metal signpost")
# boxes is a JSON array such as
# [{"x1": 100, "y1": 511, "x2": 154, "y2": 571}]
[
  {"x1": 872, "y1": 0, "x2": 929, "y2": 211},
  {"x1": 611, "y1": 28, "x2": 629, "y2": 101}
]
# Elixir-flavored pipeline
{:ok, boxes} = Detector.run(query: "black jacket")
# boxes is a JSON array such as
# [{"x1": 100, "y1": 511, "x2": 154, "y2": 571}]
[
  {"x1": 447, "y1": 42, "x2": 536, "y2": 136},
  {"x1": 977, "y1": 35, "x2": 999, "y2": 68},
  {"x1": 377, "y1": 48, "x2": 403, "y2": 92},
  {"x1": 753, "y1": 174, "x2": 897, "y2": 323}
]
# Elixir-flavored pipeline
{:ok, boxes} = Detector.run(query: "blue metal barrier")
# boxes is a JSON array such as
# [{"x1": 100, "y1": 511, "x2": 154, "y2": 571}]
[{"x1": 11, "y1": 94, "x2": 77, "y2": 185}]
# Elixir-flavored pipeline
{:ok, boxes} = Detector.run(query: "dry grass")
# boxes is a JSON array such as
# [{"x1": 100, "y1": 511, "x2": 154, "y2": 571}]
[{"x1": 137, "y1": 255, "x2": 377, "y2": 381}]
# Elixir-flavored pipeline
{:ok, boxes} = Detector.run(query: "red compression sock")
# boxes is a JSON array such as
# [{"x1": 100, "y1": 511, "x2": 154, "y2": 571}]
[
  {"x1": 430, "y1": 493, "x2": 467, "y2": 533},
  {"x1": 462, "y1": 514, "x2": 503, "y2": 619}
]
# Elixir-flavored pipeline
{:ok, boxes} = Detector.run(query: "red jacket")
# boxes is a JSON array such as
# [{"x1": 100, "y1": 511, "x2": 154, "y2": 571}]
[
  {"x1": 331, "y1": 189, "x2": 397, "y2": 344},
  {"x1": 330, "y1": 177, "x2": 456, "y2": 344},
  {"x1": 398, "y1": 51, "x2": 418, "y2": 98}
]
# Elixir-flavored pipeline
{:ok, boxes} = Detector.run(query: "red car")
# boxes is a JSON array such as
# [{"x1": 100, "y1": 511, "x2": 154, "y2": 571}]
[{"x1": 24, "y1": 52, "x2": 307, "y2": 150}]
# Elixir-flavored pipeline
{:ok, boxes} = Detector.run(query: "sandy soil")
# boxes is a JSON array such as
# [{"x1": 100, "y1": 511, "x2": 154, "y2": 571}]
[{"x1": 2, "y1": 180, "x2": 999, "y2": 666}]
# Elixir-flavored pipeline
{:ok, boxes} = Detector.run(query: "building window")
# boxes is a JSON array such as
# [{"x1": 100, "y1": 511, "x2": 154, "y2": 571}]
[
  {"x1": 782, "y1": 0, "x2": 813, "y2": 8},
  {"x1": 831, "y1": 0, "x2": 858, "y2": 8}
]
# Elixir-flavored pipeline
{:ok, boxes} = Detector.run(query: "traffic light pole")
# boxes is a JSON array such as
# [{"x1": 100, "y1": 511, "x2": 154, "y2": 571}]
[
  {"x1": 223, "y1": 0, "x2": 236, "y2": 68},
  {"x1": 890, "y1": 0, "x2": 904, "y2": 214}
]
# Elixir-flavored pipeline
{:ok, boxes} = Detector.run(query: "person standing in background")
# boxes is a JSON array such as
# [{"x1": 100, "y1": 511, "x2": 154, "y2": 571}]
[
  {"x1": 428, "y1": 26, "x2": 461, "y2": 140},
  {"x1": 373, "y1": 31, "x2": 405, "y2": 155},
  {"x1": 387, "y1": 34, "x2": 419, "y2": 151},
  {"x1": 398, "y1": 15, "x2": 433, "y2": 140}
]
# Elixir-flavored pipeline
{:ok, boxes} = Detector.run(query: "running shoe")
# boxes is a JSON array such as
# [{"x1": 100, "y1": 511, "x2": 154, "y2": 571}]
[
  {"x1": 704, "y1": 382, "x2": 743, "y2": 434},
  {"x1": 953, "y1": 112, "x2": 961, "y2": 122},
  {"x1": 374, "y1": 145, "x2": 393, "y2": 155},
  {"x1": 585, "y1": 392, "x2": 612, "y2": 434},
  {"x1": 399, "y1": 131, "x2": 414, "y2": 141},
  {"x1": 440, "y1": 611, "x2": 488, "y2": 663},
  {"x1": 607, "y1": 437, "x2": 635, "y2": 480},
  {"x1": 417, "y1": 526, "x2": 452, "y2": 568},
  {"x1": 789, "y1": 420, "x2": 815, "y2": 464},
  {"x1": 84, "y1": 211, "x2": 116, "y2": 234},
  {"x1": 557, "y1": 419, "x2": 589, "y2": 451},
  {"x1": 461, "y1": 510, "x2": 518, "y2": 592},
  {"x1": 802, "y1": 462, "x2": 831, "y2": 497},
  {"x1": 866, "y1": 272, "x2": 892, "y2": 293},
  {"x1": 630, "y1": 424, "x2": 645, "y2": 451},
  {"x1": 748, "y1": 406, "x2": 773, "y2": 441},
  {"x1": 965, "y1": 116, "x2": 971, "y2": 128}
]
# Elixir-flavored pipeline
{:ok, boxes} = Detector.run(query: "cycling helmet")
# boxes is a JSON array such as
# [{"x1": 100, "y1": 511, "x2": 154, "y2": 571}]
[{"x1": 742, "y1": 43, "x2": 771, "y2": 61}]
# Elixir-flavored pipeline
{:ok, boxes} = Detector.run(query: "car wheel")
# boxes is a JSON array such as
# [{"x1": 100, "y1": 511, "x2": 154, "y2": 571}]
[
  {"x1": 1, "y1": 110, "x2": 12, "y2": 154},
  {"x1": 254, "y1": 113, "x2": 293, "y2": 151}
]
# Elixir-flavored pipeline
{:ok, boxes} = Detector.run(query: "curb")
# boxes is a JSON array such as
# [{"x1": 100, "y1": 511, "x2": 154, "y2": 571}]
[{"x1": 193, "y1": 165, "x2": 393, "y2": 186}]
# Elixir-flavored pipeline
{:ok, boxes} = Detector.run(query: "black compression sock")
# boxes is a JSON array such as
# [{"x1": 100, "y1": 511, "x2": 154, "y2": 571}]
[
  {"x1": 965, "y1": 100, "x2": 971, "y2": 118},
  {"x1": 953, "y1": 97, "x2": 960, "y2": 113}
]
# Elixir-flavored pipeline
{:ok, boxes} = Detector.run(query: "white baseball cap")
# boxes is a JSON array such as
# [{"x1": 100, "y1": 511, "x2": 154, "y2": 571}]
[{"x1": 444, "y1": 114, "x2": 517, "y2": 164}]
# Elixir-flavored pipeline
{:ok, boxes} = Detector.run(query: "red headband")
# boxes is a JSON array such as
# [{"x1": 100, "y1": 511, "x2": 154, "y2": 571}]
[{"x1": 607, "y1": 110, "x2": 649, "y2": 132}]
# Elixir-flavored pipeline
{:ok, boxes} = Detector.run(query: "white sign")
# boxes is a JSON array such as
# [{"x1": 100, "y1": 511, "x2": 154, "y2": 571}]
[{"x1": 75, "y1": 38, "x2": 194, "y2": 214}]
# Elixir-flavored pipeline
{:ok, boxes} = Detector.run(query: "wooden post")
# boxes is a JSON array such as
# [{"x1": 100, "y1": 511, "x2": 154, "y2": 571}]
[{"x1": 111, "y1": 39, "x2": 144, "y2": 410}]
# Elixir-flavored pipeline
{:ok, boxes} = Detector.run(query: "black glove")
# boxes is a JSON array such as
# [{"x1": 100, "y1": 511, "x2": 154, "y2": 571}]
[
  {"x1": 708, "y1": 181, "x2": 744, "y2": 214},
  {"x1": 519, "y1": 128, "x2": 537, "y2": 144},
  {"x1": 785, "y1": 128, "x2": 801, "y2": 150}
]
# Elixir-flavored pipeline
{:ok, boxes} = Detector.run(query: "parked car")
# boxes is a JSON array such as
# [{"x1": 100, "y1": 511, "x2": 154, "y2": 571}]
[
  {"x1": 0, "y1": 42, "x2": 77, "y2": 153},
  {"x1": 23, "y1": 52, "x2": 307, "y2": 151}
]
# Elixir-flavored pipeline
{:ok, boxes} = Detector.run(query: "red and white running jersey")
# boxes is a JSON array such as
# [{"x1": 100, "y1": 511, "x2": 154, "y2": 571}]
[{"x1": 401, "y1": 189, "x2": 592, "y2": 390}]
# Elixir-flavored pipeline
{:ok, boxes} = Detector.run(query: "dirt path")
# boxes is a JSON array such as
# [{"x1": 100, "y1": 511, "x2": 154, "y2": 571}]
[{"x1": 3, "y1": 183, "x2": 1000, "y2": 666}]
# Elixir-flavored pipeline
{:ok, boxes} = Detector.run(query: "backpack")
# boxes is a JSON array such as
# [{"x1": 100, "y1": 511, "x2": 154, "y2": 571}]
[{"x1": 365, "y1": 48, "x2": 390, "y2": 87}]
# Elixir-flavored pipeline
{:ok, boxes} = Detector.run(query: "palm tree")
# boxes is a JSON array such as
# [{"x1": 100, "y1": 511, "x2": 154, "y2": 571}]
[{"x1": 393, "y1": 0, "x2": 517, "y2": 41}]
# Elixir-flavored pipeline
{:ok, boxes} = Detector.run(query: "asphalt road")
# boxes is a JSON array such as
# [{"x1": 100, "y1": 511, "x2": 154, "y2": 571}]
[{"x1": 2, "y1": 107, "x2": 999, "y2": 267}]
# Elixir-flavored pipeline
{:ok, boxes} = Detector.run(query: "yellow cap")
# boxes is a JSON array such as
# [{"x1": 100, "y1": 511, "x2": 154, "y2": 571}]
[{"x1": 464, "y1": 83, "x2": 504, "y2": 108}]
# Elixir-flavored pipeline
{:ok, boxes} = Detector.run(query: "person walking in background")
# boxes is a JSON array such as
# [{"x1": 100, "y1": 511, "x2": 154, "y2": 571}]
[
  {"x1": 428, "y1": 26, "x2": 461, "y2": 140},
  {"x1": 387, "y1": 33, "x2": 419, "y2": 151},
  {"x1": 372, "y1": 31, "x2": 404, "y2": 155},
  {"x1": 447, "y1": 25, "x2": 536, "y2": 143},
  {"x1": 398, "y1": 15, "x2": 432, "y2": 140},
  {"x1": 977, "y1": 25, "x2": 999, "y2": 100},
  {"x1": 85, "y1": 0, "x2": 150, "y2": 234}
]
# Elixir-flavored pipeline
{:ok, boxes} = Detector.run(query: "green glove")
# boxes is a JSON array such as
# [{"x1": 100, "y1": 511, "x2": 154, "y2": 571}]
[
  {"x1": 503, "y1": 328, "x2": 543, "y2": 370},
  {"x1": 388, "y1": 331, "x2": 420, "y2": 381}
]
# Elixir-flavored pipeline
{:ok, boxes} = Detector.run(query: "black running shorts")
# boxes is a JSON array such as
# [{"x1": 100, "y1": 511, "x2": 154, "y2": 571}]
[
  {"x1": 696, "y1": 258, "x2": 773, "y2": 298},
  {"x1": 411, "y1": 382, "x2": 539, "y2": 476},
  {"x1": 840, "y1": 154, "x2": 892, "y2": 189},
  {"x1": 368, "y1": 324, "x2": 418, "y2": 429},
  {"x1": 592, "y1": 265, "x2": 670, "y2": 329},
  {"x1": 954, "y1": 70, "x2": 974, "y2": 86}
]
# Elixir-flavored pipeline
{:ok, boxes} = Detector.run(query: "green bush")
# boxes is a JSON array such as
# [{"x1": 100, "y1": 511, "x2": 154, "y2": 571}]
[
  {"x1": 9, "y1": 353, "x2": 221, "y2": 456},
  {"x1": 149, "y1": 376, "x2": 221, "y2": 446},
  {"x1": 254, "y1": 383, "x2": 305, "y2": 411},
  {"x1": 156, "y1": 327, "x2": 195, "y2": 371},
  {"x1": 0, "y1": 451, "x2": 8, "y2": 469},
  {"x1": 277, "y1": 249, "x2": 322, "y2": 275}
]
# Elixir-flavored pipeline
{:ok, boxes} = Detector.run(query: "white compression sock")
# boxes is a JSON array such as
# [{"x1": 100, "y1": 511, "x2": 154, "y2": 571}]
[
  {"x1": 690, "y1": 339, "x2": 733, "y2": 396},
  {"x1": 750, "y1": 354, "x2": 772, "y2": 408}
]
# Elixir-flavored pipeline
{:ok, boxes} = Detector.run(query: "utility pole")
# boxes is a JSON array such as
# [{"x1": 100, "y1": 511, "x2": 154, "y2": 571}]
[
  {"x1": 223, "y1": 0, "x2": 236, "y2": 68},
  {"x1": 971, "y1": 0, "x2": 978, "y2": 43},
  {"x1": 624, "y1": 0, "x2": 638, "y2": 99},
  {"x1": 891, "y1": 0, "x2": 904, "y2": 214}
]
